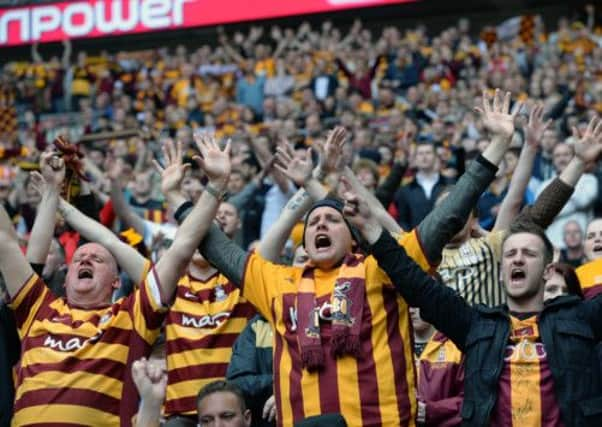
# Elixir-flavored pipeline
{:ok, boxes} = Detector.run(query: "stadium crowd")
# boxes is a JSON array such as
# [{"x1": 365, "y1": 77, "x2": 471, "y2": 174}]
[{"x1": 0, "y1": 4, "x2": 602, "y2": 427}]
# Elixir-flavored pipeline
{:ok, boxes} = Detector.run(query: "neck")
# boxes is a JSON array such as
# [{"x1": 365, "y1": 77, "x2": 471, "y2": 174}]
[
  {"x1": 414, "y1": 326, "x2": 435, "y2": 343},
  {"x1": 506, "y1": 295, "x2": 544, "y2": 314},
  {"x1": 566, "y1": 247, "x2": 583, "y2": 259},
  {"x1": 417, "y1": 169, "x2": 437, "y2": 178},
  {"x1": 188, "y1": 263, "x2": 217, "y2": 280},
  {"x1": 66, "y1": 294, "x2": 110, "y2": 309}
]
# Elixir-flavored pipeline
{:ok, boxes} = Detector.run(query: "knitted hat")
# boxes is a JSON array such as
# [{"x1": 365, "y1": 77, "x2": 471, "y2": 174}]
[{"x1": 302, "y1": 198, "x2": 361, "y2": 248}]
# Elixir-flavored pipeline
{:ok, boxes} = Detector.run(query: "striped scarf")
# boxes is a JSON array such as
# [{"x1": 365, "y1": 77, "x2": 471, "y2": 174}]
[{"x1": 297, "y1": 253, "x2": 365, "y2": 371}]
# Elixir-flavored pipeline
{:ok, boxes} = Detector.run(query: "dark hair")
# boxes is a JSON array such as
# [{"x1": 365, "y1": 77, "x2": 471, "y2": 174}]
[
  {"x1": 503, "y1": 221, "x2": 554, "y2": 265},
  {"x1": 197, "y1": 380, "x2": 247, "y2": 412},
  {"x1": 547, "y1": 262, "x2": 583, "y2": 299}
]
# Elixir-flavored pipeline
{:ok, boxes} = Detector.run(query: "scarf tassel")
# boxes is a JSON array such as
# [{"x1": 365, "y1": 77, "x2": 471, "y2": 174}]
[
  {"x1": 302, "y1": 346, "x2": 325, "y2": 372},
  {"x1": 331, "y1": 331, "x2": 361, "y2": 359}
]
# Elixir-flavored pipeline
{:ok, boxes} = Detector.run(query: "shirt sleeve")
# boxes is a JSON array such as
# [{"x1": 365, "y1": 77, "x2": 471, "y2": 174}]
[
  {"x1": 8, "y1": 274, "x2": 51, "y2": 339},
  {"x1": 129, "y1": 266, "x2": 168, "y2": 344},
  {"x1": 241, "y1": 251, "x2": 296, "y2": 323}
]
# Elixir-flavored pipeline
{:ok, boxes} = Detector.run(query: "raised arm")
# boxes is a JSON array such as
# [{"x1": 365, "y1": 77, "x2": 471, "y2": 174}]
[
  {"x1": 515, "y1": 117, "x2": 602, "y2": 228},
  {"x1": 108, "y1": 158, "x2": 146, "y2": 237},
  {"x1": 342, "y1": 186, "x2": 474, "y2": 349},
  {"x1": 26, "y1": 152, "x2": 65, "y2": 265},
  {"x1": 493, "y1": 103, "x2": 550, "y2": 231},
  {"x1": 58, "y1": 198, "x2": 147, "y2": 283},
  {"x1": 417, "y1": 89, "x2": 521, "y2": 263},
  {"x1": 0, "y1": 205, "x2": 34, "y2": 298},
  {"x1": 153, "y1": 134, "x2": 231, "y2": 303},
  {"x1": 261, "y1": 128, "x2": 347, "y2": 260},
  {"x1": 342, "y1": 166, "x2": 403, "y2": 235}
]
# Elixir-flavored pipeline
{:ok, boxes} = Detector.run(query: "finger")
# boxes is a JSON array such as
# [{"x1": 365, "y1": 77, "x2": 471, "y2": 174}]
[
  {"x1": 481, "y1": 90, "x2": 491, "y2": 114},
  {"x1": 161, "y1": 144, "x2": 171, "y2": 166},
  {"x1": 269, "y1": 405, "x2": 276, "y2": 422},
  {"x1": 593, "y1": 118, "x2": 602, "y2": 137},
  {"x1": 541, "y1": 119, "x2": 553, "y2": 133},
  {"x1": 175, "y1": 139, "x2": 184, "y2": 163},
  {"x1": 492, "y1": 88, "x2": 501, "y2": 113},
  {"x1": 586, "y1": 117, "x2": 596, "y2": 136},
  {"x1": 339, "y1": 174, "x2": 352, "y2": 193},
  {"x1": 192, "y1": 155, "x2": 205, "y2": 171},
  {"x1": 275, "y1": 146, "x2": 293, "y2": 164},
  {"x1": 223, "y1": 139, "x2": 232, "y2": 156},
  {"x1": 274, "y1": 163, "x2": 294, "y2": 180},
  {"x1": 502, "y1": 91, "x2": 511, "y2": 114},
  {"x1": 305, "y1": 147, "x2": 313, "y2": 163},
  {"x1": 571, "y1": 126, "x2": 581, "y2": 140},
  {"x1": 510, "y1": 100, "x2": 523, "y2": 118},
  {"x1": 166, "y1": 138, "x2": 177, "y2": 164},
  {"x1": 152, "y1": 159, "x2": 164, "y2": 174},
  {"x1": 528, "y1": 104, "x2": 535, "y2": 126},
  {"x1": 473, "y1": 107, "x2": 484, "y2": 116}
]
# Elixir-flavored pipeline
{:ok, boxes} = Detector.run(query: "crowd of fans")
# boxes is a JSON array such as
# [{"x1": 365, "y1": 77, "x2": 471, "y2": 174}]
[{"x1": 0, "y1": 4, "x2": 601, "y2": 427}]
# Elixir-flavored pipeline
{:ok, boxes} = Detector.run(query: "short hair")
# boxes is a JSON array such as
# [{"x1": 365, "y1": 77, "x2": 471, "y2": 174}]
[
  {"x1": 547, "y1": 262, "x2": 583, "y2": 299},
  {"x1": 503, "y1": 221, "x2": 554, "y2": 265},
  {"x1": 352, "y1": 158, "x2": 379, "y2": 184},
  {"x1": 196, "y1": 380, "x2": 247, "y2": 412}
]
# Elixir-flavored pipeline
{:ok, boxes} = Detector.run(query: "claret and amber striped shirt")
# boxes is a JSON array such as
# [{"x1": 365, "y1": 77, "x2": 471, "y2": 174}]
[
  {"x1": 242, "y1": 231, "x2": 430, "y2": 427},
  {"x1": 164, "y1": 273, "x2": 255, "y2": 416},
  {"x1": 9, "y1": 269, "x2": 165, "y2": 427}
]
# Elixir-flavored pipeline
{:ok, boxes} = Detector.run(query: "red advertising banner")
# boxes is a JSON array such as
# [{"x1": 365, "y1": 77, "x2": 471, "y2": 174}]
[{"x1": 0, "y1": 0, "x2": 415, "y2": 47}]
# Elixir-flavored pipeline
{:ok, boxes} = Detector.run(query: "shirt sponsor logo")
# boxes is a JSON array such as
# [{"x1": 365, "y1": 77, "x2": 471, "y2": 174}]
[
  {"x1": 181, "y1": 312, "x2": 230, "y2": 328},
  {"x1": 43, "y1": 332, "x2": 101, "y2": 352}
]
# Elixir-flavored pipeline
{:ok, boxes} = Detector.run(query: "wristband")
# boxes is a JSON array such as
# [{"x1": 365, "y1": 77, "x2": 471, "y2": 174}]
[
  {"x1": 204, "y1": 182, "x2": 226, "y2": 201},
  {"x1": 173, "y1": 201, "x2": 194, "y2": 224}
]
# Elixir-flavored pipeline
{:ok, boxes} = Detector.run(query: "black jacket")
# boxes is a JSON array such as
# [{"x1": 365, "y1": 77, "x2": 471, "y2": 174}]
[
  {"x1": 394, "y1": 173, "x2": 454, "y2": 231},
  {"x1": 370, "y1": 230, "x2": 602, "y2": 427},
  {"x1": 227, "y1": 315, "x2": 274, "y2": 427}
]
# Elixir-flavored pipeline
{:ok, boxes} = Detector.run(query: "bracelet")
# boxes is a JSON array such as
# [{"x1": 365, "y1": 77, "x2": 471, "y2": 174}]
[
  {"x1": 173, "y1": 201, "x2": 194, "y2": 224},
  {"x1": 204, "y1": 183, "x2": 225, "y2": 201}
]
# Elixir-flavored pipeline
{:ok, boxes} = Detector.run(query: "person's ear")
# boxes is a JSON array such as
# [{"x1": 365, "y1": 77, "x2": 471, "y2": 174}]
[
  {"x1": 243, "y1": 409, "x2": 252, "y2": 427},
  {"x1": 542, "y1": 264, "x2": 554, "y2": 281}
]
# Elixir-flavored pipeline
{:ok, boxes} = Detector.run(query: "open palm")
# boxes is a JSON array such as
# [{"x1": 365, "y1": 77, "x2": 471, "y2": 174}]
[
  {"x1": 274, "y1": 140, "x2": 313, "y2": 187},
  {"x1": 153, "y1": 139, "x2": 190, "y2": 195},
  {"x1": 475, "y1": 89, "x2": 522, "y2": 140},
  {"x1": 193, "y1": 133, "x2": 231, "y2": 186},
  {"x1": 573, "y1": 117, "x2": 602, "y2": 164}
]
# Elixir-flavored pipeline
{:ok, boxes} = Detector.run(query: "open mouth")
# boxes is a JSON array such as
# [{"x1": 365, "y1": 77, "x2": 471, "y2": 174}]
[
  {"x1": 593, "y1": 243, "x2": 602, "y2": 253},
  {"x1": 315, "y1": 234, "x2": 332, "y2": 250},
  {"x1": 510, "y1": 268, "x2": 526, "y2": 282},
  {"x1": 78, "y1": 267, "x2": 93, "y2": 279}
]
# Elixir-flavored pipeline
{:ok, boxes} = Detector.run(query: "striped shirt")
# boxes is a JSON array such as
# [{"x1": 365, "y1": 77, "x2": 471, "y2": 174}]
[
  {"x1": 9, "y1": 269, "x2": 165, "y2": 427},
  {"x1": 164, "y1": 273, "x2": 255, "y2": 416},
  {"x1": 491, "y1": 315, "x2": 563, "y2": 427},
  {"x1": 576, "y1": 258, "x2": 602, "y2": 300},
  {"x1": 242, "y1": 230, "x2": 430, "y2": 427},
  {"x1": 438, "y1": 231, "x2": 506, "y2": 306}
]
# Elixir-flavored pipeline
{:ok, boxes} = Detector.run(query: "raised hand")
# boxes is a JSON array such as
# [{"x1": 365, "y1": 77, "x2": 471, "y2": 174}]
[
  {"x1": 274, "y1": 140, "x2": 313, "y2": 187},
  {"x1": 131, "y1": 357, "x2": 167, "y2": 403},
  {"x1": 315, "y1": 126, "x2": 347, "y2": 176},
  {"x1": 340, "y1": 175, "x2": 380, "y2": 243},
  {"x1": 153, "y1": 139, "x2": 190, "y2": 196},
  {"x1": 525, "y1": 102, "x2": 552, "y2": 148},
  {"x1": 39, "y1": 150, "x2": 65, "y2": 189},
  {"x1": 27, "y1": 171, "x2": 47, "y2": 198},
  {"x1": 193, "y1": 132, "x2": 231, "y2": 190},
  {"x1": 474, "y1": 89, "x2": 523, "y2": 140},
  {"x1": 572, "y1": 117, "x2": 602, "y2": 165}
]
